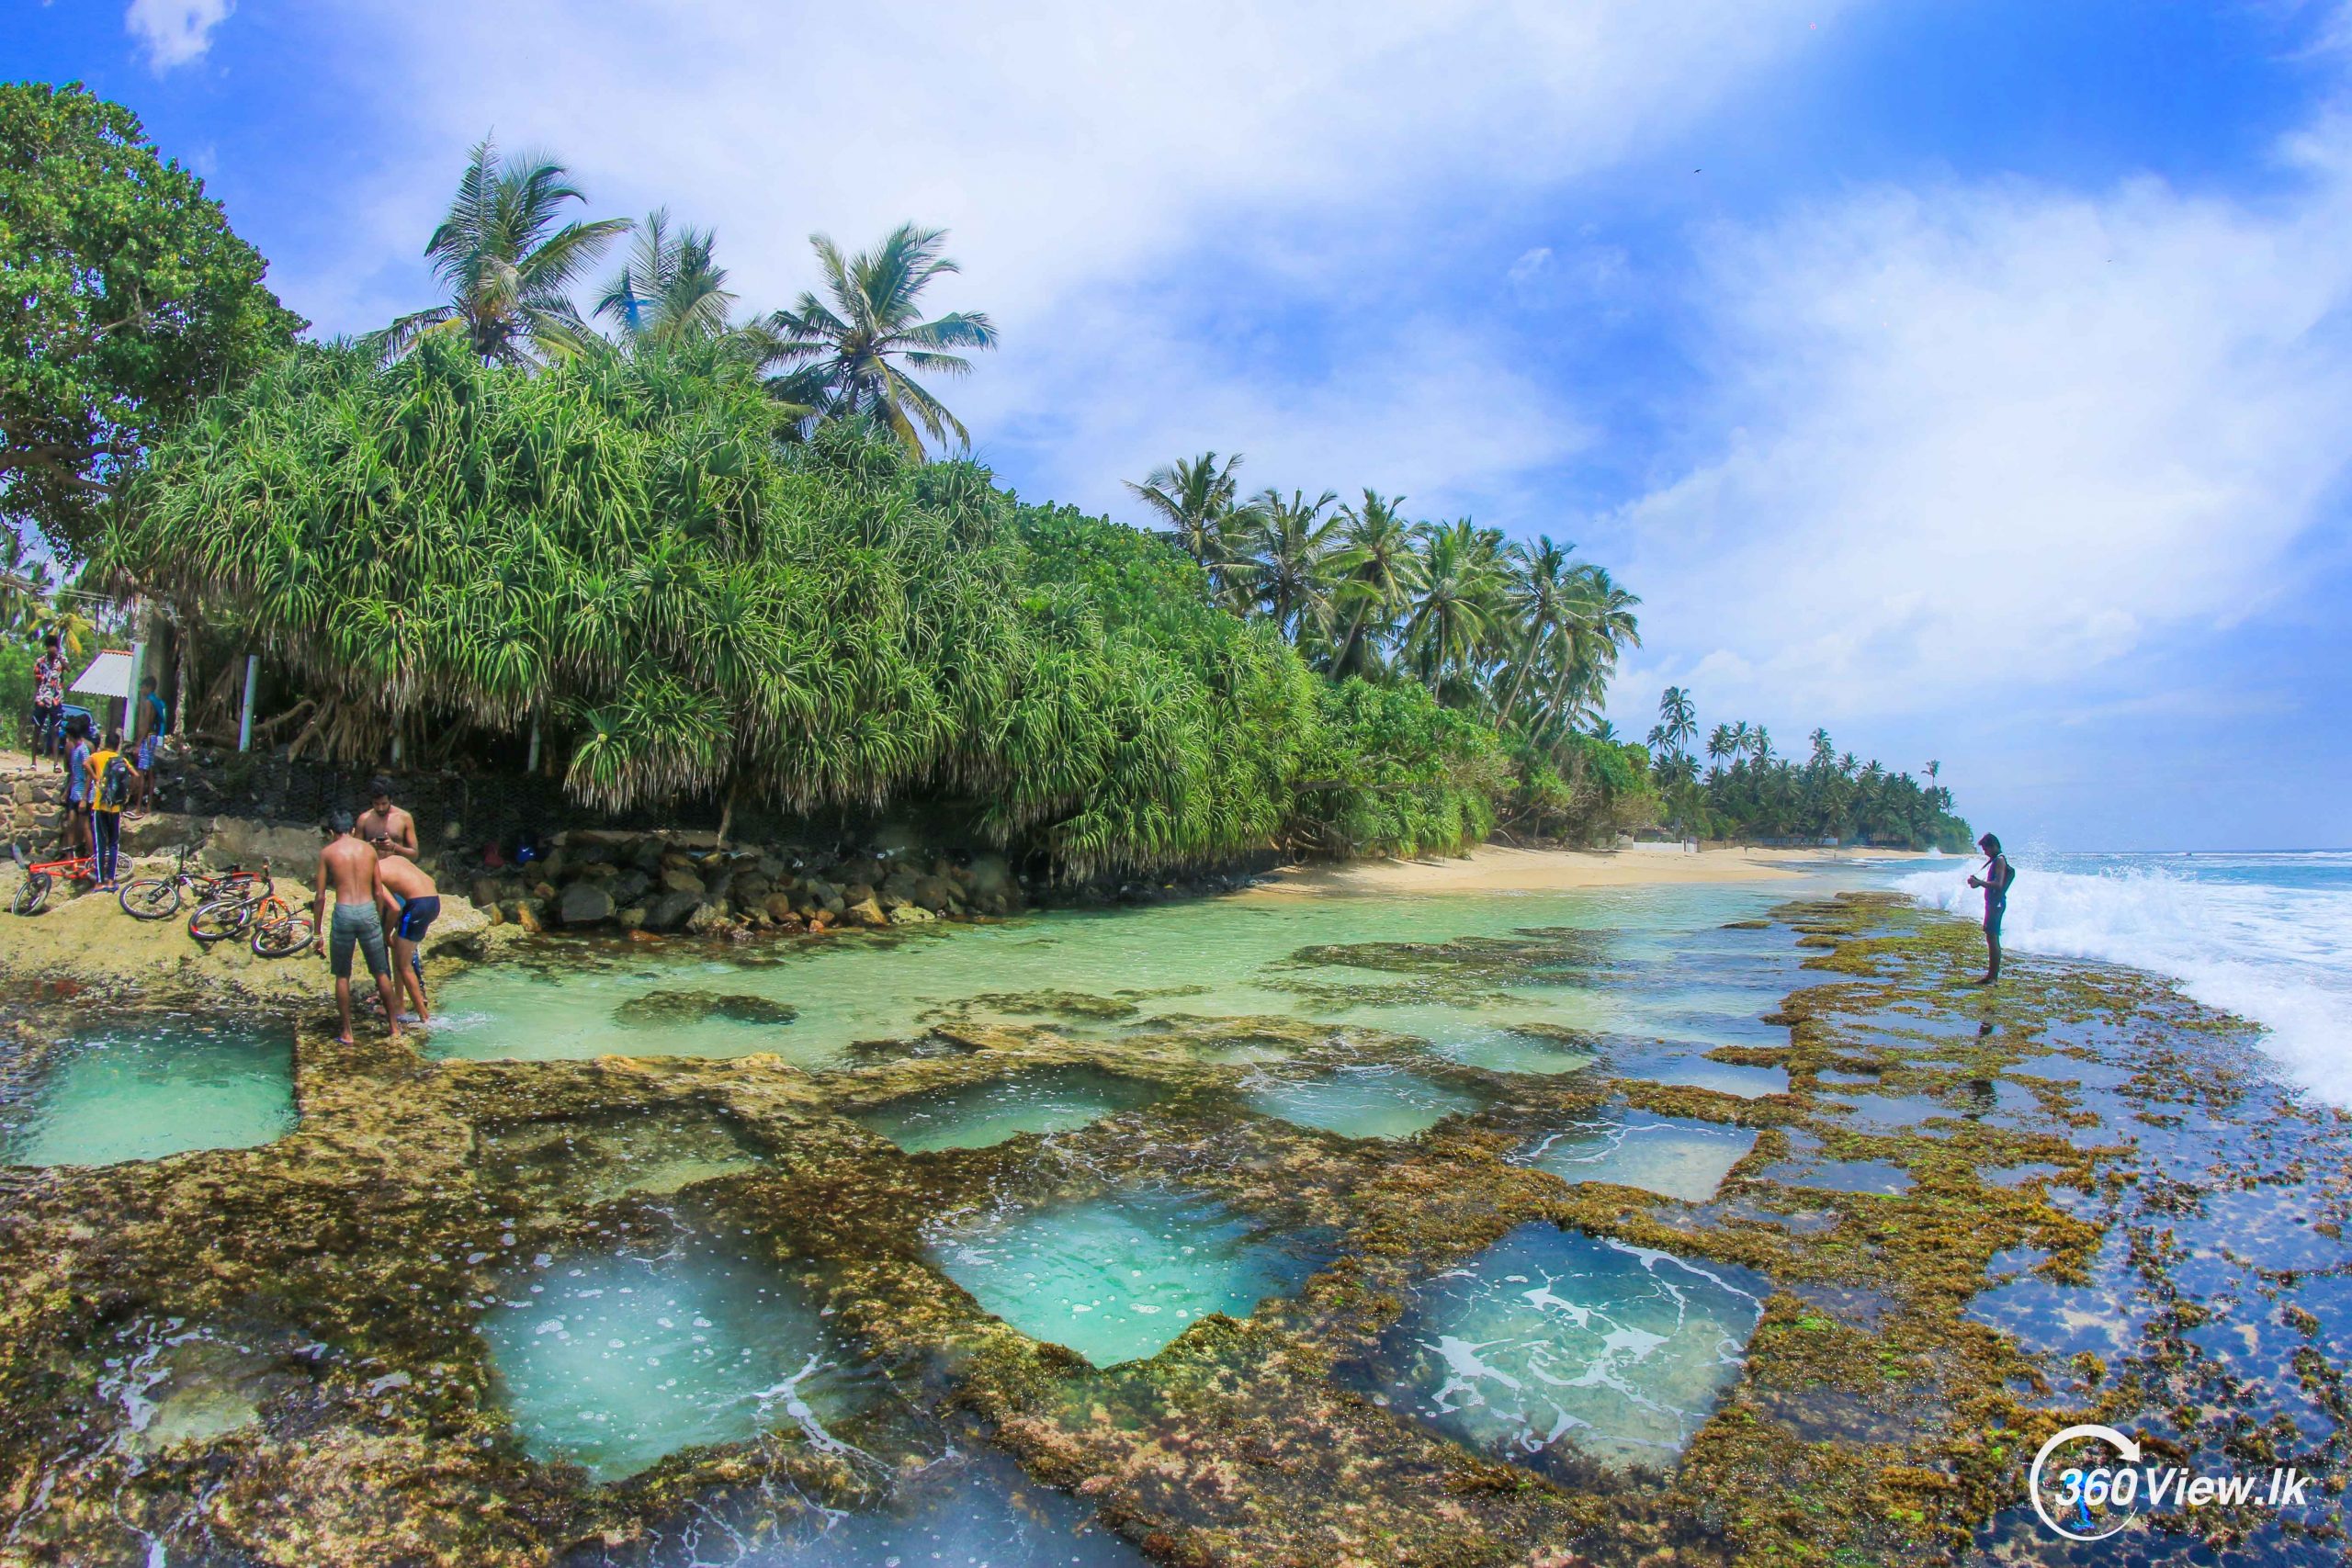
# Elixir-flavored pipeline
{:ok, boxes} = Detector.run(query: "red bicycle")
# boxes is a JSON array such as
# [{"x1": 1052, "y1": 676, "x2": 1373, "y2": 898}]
[{"x1": 9, "y1": 842, "x2": 98, "y2": 916}]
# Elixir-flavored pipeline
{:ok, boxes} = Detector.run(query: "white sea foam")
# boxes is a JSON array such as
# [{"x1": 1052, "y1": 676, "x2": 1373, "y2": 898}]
[{"x1": 1895, "y1": 853, "x2": 2352, "y2": 1108}]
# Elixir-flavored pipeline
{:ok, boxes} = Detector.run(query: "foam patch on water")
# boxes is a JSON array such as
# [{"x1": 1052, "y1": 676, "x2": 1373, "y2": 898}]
[
  {"x1": 1897, "y1": 855, "x2": 2352, "y2": 1108},
  {"x1": 1374, "y1": 1224, "x2": 1767, "y2": 1470}
]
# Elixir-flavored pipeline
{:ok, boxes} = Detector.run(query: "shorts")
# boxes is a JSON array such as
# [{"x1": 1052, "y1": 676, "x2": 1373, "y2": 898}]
[
  {"x1": 1984, "y1": 900, "x2": 2006, "y2": 937},
  {"x1": 136, "y1": 734, "x2": 159, "y2": 771},
  {"x1": 392, "y1": 895, "x2": 441, "y2": 943},
  {"x1": 32, "y1": 702, "x2": 59, "y2": 738},
  {"x1": 330, "y1": 902, "x2": 390, "y2": 980}
]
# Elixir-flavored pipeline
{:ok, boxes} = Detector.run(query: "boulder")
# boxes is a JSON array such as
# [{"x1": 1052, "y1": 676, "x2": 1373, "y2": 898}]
[
  {"x1": 616, "y1": 905, "x2": 647, "y2": 931},
  {"x1": 514, "y1": 900, "x2": 545, "y2": 934},
  {"x1": 609, "y1": 869, "x2": 652, "y2": 904},
  {"x1": 888, "y1": 904, "x2": 936, "y2": 926},
  {"x1": 912, "y1": 874, "x2": 955, "y2": 910},
  {"x1": 684, "y1": 901, "x2": 728, "y2": 935},
  {"x1": 762, "y1": 892, "x2": 801, "y2": 922},
  {"x1": 659, "y1": 866, "x2": 706, "y2": 897},
  {"x1": 842, "y1": 882, "x2": 876, "y2": 908},
  {"x1": 701, "y1": 870, "x2": 734, "y2": 908},
  {"x1": 802, "y1": 878, "x2": 844, "y2": 915},
  {"x1": 645, "y1": 890, "x2": 701, "y2": 931},
  {"x1": 879, "y1": 870, "x2": 922, "y2": 910},
  {"x1": 842, "y1": 896, "x2": 888, "y2": 929},
  {"x1": 558, "y1": 882, "x2": 615, "y2": 927},
  {"x1": 731, "y1": 871, "x2": 771, "y2": 903}
]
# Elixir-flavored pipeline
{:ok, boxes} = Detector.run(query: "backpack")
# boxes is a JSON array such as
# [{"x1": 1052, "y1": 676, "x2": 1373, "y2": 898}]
[
  {"x1": 99, "y1": 753, "x2": 135, "y2": 810},
  {"x1": 1999, "y1": 860, "x2": 2019, "y2": 894}
]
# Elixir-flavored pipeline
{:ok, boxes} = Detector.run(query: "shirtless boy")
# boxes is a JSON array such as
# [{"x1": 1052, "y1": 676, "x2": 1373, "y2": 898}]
[
  {"x1": 311, "y1": 809, "x2": 403, "y2": 1044},
  {"x1": 356, "y1": 776, "x2": 418, "y2": 863},
  {"x1": 377, "y1": 852, "x2": 441, "y2": 1024}
]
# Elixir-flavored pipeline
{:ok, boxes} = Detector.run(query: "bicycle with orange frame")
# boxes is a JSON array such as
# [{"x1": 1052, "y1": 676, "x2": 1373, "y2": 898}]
[{"x1": 9, "y1": 842, "x2": 98, "y2": 916}]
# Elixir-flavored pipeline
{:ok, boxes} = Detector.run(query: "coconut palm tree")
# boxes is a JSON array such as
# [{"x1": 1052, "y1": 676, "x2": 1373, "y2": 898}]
[
  {"x1": 596, "y1": 209, "x2": 737, "y2": 344},
  {"x1": 379, "y1": 138, "x2": 630, "y2": 366},
  {"x1": 761, "y1": 223, "x2": 998, "y2": 456},
  {"x1": 1325, "y1": 490, "x2": 1422, "y2": 678},
  {"x1": 1705, "y1": 722, "x2": 1736, "y2": 779},
  {"x1": 1402, "y1": 519, "x2": 1506, "y2": 702},
  {"x1": 1657, "y1": 685, "x2": 1698, "y2": 757},
  {"x1": 1495, "y1": 536, "x2": 1579, "y2": 725},
  {"x1": 1242, "y1": 488, "x2": 1341, "y2": 644},
  {"x1": 1127, "y1": 452, "x2": 1254, "y2": 601}
]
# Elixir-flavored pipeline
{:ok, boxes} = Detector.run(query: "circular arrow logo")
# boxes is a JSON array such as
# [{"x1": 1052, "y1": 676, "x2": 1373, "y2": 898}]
[{"x1": 2029, "y1": 1424, "x2": 2143, "y2": 1541}]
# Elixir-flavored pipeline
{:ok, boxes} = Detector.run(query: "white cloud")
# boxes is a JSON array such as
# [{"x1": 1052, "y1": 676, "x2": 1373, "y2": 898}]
[
  {"x1": 1508, "y1": 246, "x2": 1555, "y2": 284},
  {"x1": 331, "y1": 1, "x2": 1848, "y2": 329},
  {"x1": 1613, "y1": 124, "x2": 2352, "y2": 725},
  {"x1": 126, "y1": 0, "x2": 232, "y2": 70}
]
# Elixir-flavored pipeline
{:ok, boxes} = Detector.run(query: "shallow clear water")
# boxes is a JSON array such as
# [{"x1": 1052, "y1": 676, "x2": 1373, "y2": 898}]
[
  {"x1": 1522, "y1": 1108, "x2": 1758, "y2": 1202},
  {"x1": 478, "y1": 1108, "x2": 766, "y2": 1205},
  {"x1": 0, "y1": 1021, "x2": 298, "y2": 1167},
  {"x1": 428, "y1": 882, "x2": 1823, "y2": 1065},
  {"x1": 1369, "y1": 1224, "x2": 1768, "y2": 1470},
  {"x1": 481, "y1": 1229, "x2": 869, "y2": 1481},
  {"x1": 1244, "y1": 1065, "x2": 1482, "y2": 1140},
  {"x1": 929, "y1": 1187, "x2": 1321, "y2": 1367},
  {"x1": 856, "y1": 1066, "x2": 1159, "y2": 1153}
]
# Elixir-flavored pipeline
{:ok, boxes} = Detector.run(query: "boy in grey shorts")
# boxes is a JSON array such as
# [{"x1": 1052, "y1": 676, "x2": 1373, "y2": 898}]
[{"x1": 311, "y1": 809, "x2": 403, "y2": 1044}]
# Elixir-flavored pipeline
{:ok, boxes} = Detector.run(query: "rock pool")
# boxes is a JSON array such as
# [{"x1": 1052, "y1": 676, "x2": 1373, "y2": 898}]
[
  {"x1": 928, "y1": 1185, "x2": 1322, "y2": 1366},
  {"x1": 0, "y1": 1018, "x2": 297, "y2": 1167}
]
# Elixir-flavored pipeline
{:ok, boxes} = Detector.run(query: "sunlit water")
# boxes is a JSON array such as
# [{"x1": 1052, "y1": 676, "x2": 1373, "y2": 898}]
[
  {"x1": 928, "y1": 1186, "x2": 1324, "y2": 1367},
  {"x1": 428, "y1": 882, "x2": 1828, "y2": 1066},
  {"x1": 1521, "y1": 1106, "x2": 1758, "y2": 1202},
  {"x1": 0, "y1": 1020, "x2": 298, "y2": 1167},
  {"x1": 1244, "y1": 1064, "x2": 1483, "y2": 1139},
  {"x1": 857, "y1": 1066, "x2": 1160, "y2": 1153},
  {"x1": 481, "y1": 1228, "x2": 871, "y2": 1481},
  {"x1": 1365, "y1": 1224, "x2": 1769, "y2": 1471}
]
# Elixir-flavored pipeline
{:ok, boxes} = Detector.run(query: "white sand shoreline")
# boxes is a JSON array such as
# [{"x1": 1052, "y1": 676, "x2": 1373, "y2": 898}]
[{"x1": 1240, "y1": 843, "x2": 1932, "y2": 898}]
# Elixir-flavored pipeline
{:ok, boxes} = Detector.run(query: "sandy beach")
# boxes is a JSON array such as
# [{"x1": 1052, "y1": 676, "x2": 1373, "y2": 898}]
[{"x1": 1243, "y1": 843, "x2": 1930, "y2": 898}]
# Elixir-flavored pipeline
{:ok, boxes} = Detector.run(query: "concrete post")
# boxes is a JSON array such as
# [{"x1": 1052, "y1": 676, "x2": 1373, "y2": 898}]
[{"x1": 238, "y1": 655, "x2": 259, "y2": 752}]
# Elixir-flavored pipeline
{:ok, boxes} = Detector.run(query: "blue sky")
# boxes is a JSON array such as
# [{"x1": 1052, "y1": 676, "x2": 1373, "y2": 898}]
[{"x1": 18, "y1": 0, "x2": 2352, "y2": 850}]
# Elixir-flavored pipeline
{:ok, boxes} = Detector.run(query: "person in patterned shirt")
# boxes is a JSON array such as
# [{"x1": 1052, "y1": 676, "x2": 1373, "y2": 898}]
[{"x1": 30, "y1": 634, "x2": 65, "y2": 767}]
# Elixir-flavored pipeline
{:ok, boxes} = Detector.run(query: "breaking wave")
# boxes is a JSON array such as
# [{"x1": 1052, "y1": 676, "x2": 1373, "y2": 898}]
[{"x1": 1895, "y1": 852, "x2": 2352, "y2": 1108}]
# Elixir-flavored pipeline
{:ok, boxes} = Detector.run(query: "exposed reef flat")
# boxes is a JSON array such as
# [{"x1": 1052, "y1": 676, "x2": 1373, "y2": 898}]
[{"x1": 0, "y1": 893, "x2": 2342, "y2": 1565}]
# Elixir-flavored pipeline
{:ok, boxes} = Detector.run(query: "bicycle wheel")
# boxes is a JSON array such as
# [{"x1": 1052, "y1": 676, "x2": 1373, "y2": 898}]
[
  {"x1": 188, "y1": 896, "x2": 257, "y2": 944},
  {"x1": 119, "y1": 877, "x2": 184, "y2": 919},
  {"x1": 250, "y1": 900, "x2": 314, "y2": 959},
  {"x1": 11, "y1": 871, "x2": 53, "y2": 917}
]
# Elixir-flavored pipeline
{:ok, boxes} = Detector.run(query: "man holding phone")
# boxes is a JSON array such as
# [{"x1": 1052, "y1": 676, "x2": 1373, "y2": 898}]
[{"x1": 355, "y1": 775, "x2": 418, "y2": 862}]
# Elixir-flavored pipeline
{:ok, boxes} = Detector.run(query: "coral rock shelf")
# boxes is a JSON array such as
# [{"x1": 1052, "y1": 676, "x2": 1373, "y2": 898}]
[{"x1": 0, "y1": 893, "x2": 2343, "y2": 1565}]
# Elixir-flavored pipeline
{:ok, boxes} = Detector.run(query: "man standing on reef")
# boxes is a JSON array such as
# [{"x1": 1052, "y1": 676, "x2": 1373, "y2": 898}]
[
  {"x1": 356, "y1": 775, "x2": 419, "y2": 862},
  {"x1": 1966, "y1": 832, "x2": 2016, "y2": 985},
  {"x1": 311, "y1": 809, "x2": 403, "y2": 1046},
  {"x1": 376, "y1": 852, "x2": 441, "y2": 1025}
]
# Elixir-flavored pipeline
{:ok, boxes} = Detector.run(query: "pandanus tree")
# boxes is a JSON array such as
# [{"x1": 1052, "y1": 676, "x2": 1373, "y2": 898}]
[
  {"x1": 378, "y1": 138, "x2": 630, "y2": 365},
  {"x1": 103, "y1": 336, "x2": 1330, "y2": 877},
  {"x1": 761, "y1": 223, "x2": 999, "y2": 455}
]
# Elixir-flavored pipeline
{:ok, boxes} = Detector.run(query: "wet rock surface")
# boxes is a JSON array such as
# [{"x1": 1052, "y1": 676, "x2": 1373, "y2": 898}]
[{"x1": 0, "y1": 892, "x2": 2342, "y2": 1565}]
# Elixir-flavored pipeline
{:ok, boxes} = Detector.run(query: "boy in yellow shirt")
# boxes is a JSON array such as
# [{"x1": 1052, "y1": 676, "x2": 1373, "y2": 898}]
[{"x1": 85, "y1": 728, "x2": 137, "y2": 891}]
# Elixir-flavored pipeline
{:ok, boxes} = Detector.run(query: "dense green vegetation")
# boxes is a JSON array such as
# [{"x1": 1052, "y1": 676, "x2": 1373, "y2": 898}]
[
  {"x1": 1638, "y1": 687, "x2": 1972, "y2": 850},
  {"x1": 1, "y1": 82, "x2": 302, "y2": 557},
  {"x1": 6, "y1": 100, "x2": 1971, "y2": 869}
]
